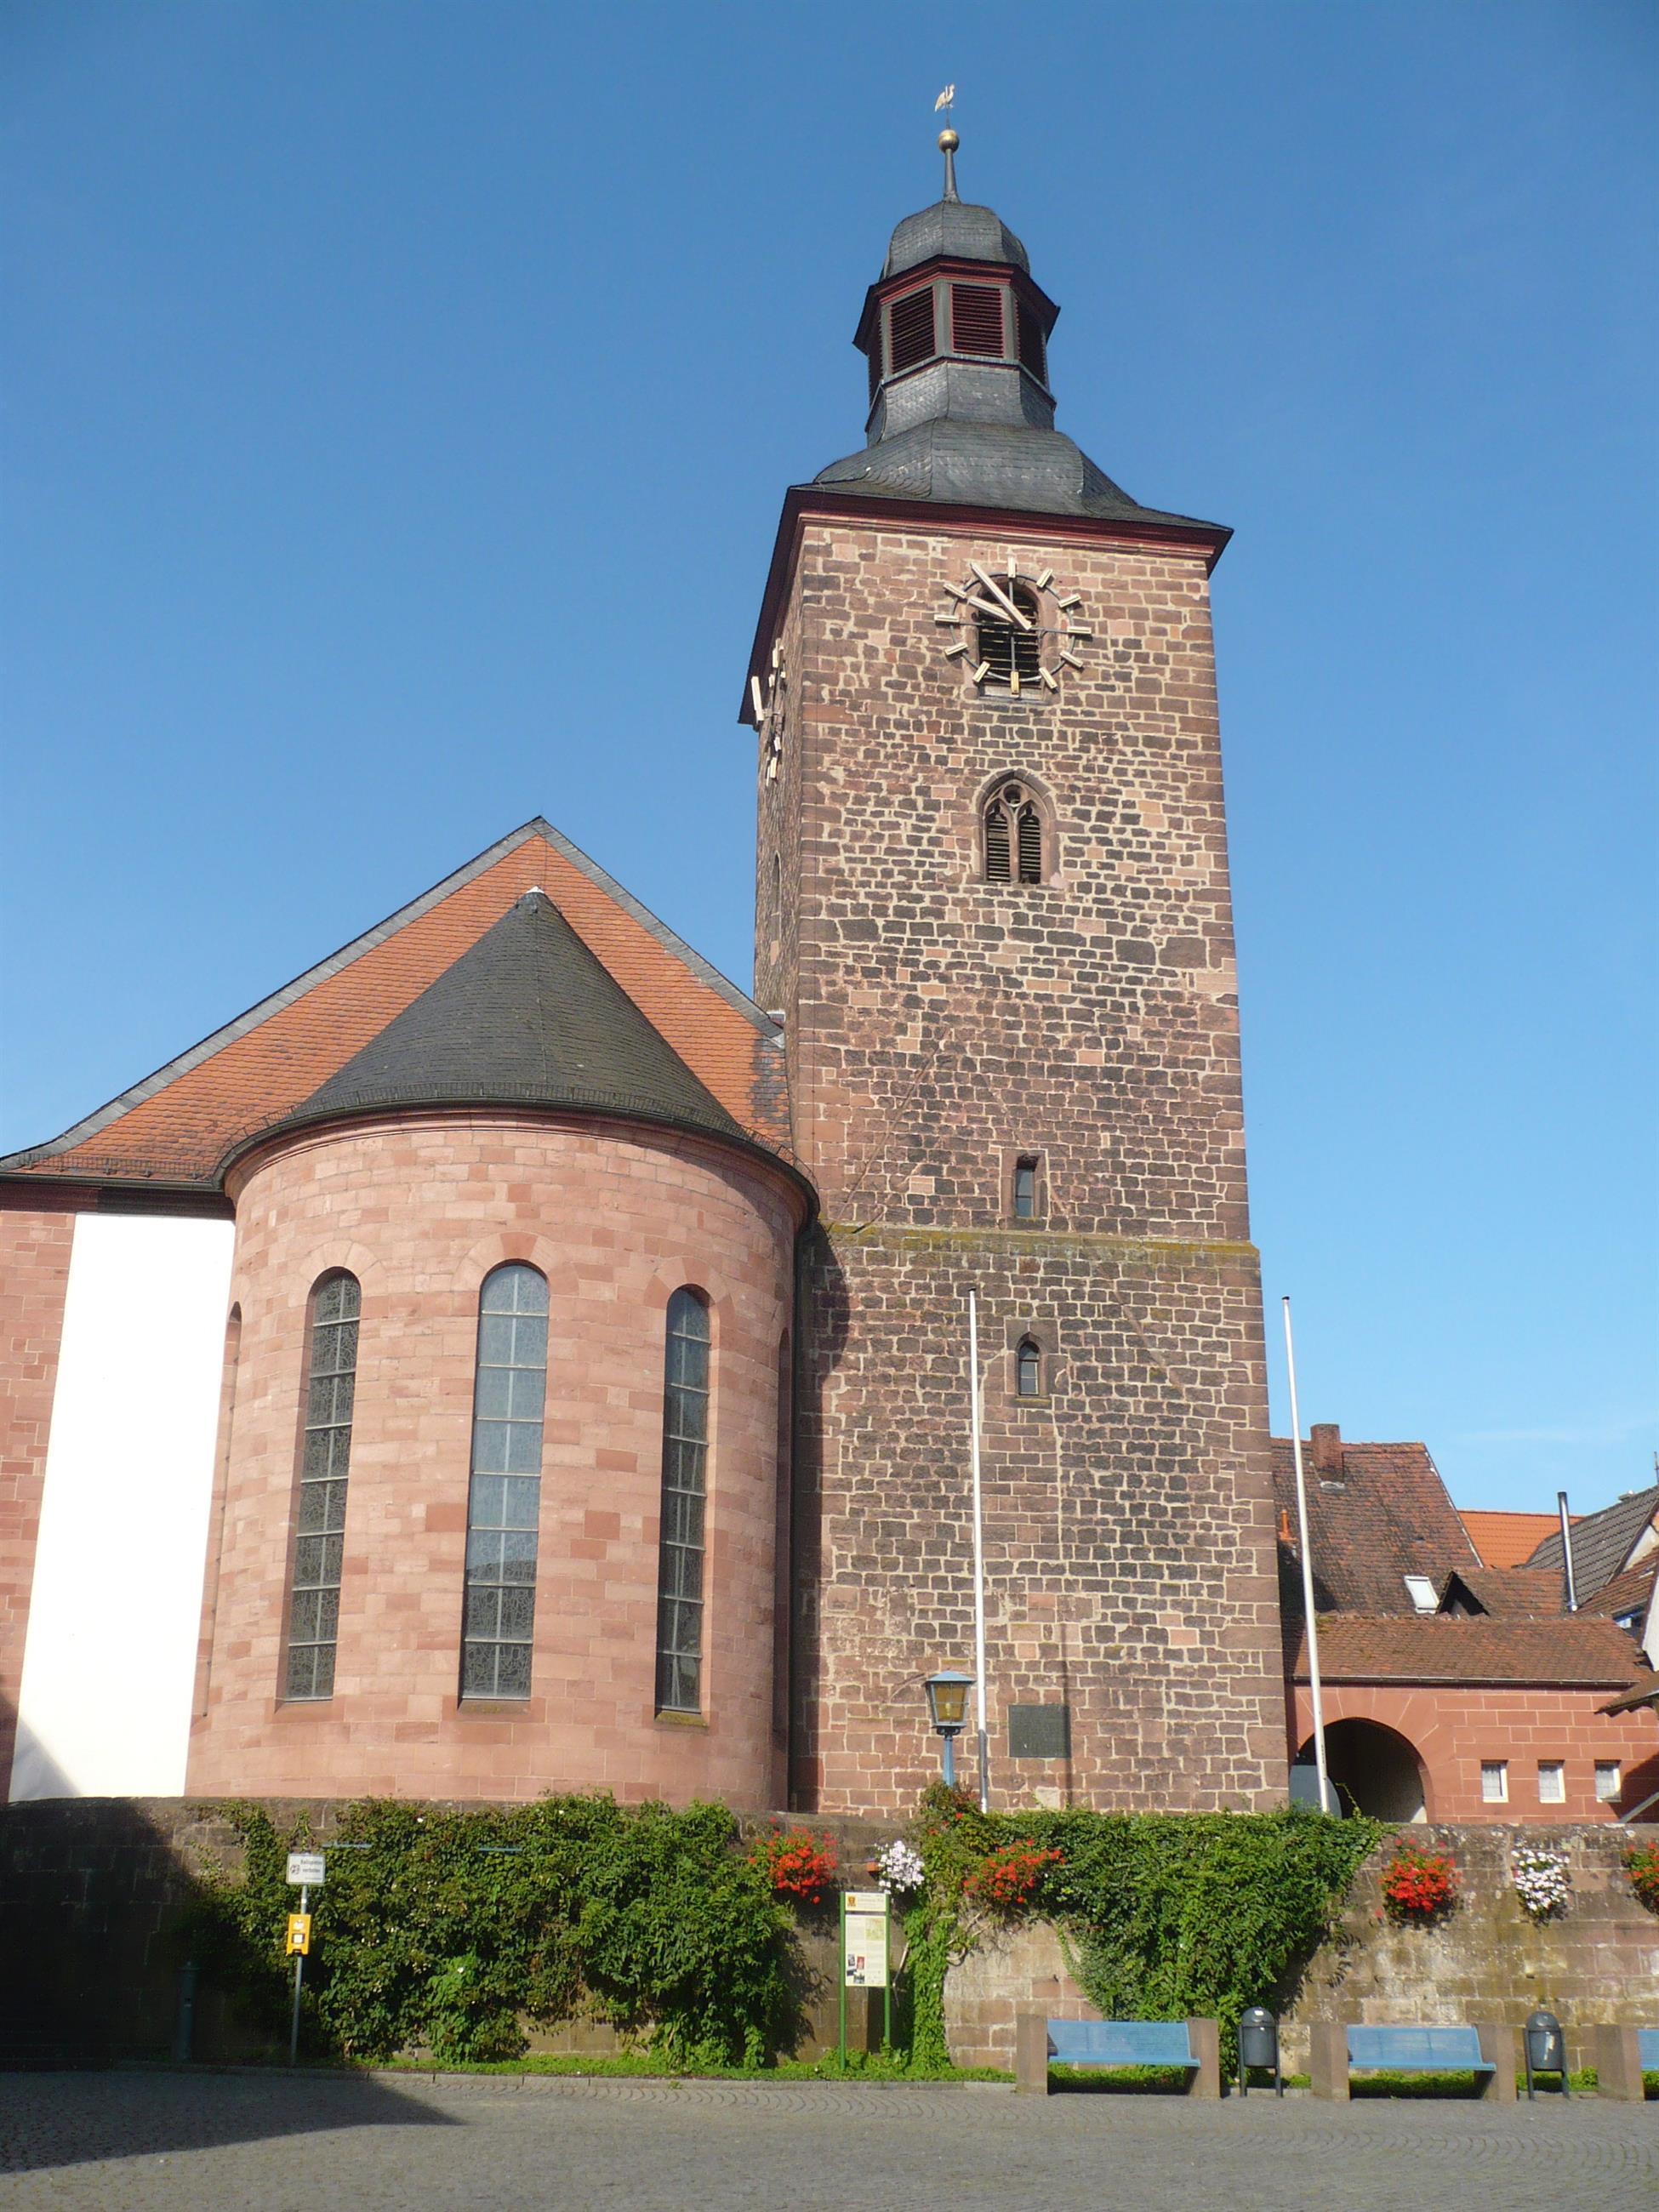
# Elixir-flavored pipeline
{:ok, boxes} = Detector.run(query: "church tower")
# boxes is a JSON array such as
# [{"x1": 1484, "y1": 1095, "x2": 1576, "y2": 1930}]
[{"x1": 746, "y1": 134, "x2": 1287, "y2": 1815}]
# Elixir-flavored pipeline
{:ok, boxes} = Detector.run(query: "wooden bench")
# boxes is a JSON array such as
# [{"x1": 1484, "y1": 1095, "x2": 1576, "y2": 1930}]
[
  {"x1": 1591, "y1": 2026, "x2": 1659, "y2": 2101},
  {"x1": 1310, "y1": 2022, "x2": 1515, "y2": 2101},
  {"x1": 1014, "y1": 2011, "x2": 1221, "y2": 2098}
]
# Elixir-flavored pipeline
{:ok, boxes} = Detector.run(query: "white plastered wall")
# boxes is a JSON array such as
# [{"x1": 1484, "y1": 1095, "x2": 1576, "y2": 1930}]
[{"x1": 9, "y1": 1212, "x2": 235, "y2": 1800}]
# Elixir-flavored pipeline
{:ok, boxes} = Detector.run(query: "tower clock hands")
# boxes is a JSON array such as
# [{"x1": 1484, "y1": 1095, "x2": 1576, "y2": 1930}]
[{"x1": 968, "y1": 563, "x2": 1032, "y2": 628}]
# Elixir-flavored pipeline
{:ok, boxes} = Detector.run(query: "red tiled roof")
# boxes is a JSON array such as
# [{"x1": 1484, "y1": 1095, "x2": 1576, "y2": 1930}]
[
  {"x1": 1577, "y1": 1554, "x2": 1658, "y2": 1625},
  {"x1": 1291, "y1": 1613, "x2": 1652, "y2": 1688},
  {"x1": 1273, "y1": 1434, "x2": 1480, "y2": 1616},
  {"x1": 1440, "y1": 1567, "x2": 1565, "y2": 1619},
  {"x1": 1461, "y1": 1509, "x2": 1568, "y2": 1571},
  {"x1": 0, "y1": 822, "x2": 790, "y2": 1189}
]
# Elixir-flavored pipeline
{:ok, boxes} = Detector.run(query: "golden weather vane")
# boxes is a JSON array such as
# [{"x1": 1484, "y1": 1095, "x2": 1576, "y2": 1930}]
[{"x1": 933, "y1": 84, "x2": 959, "y2": 200}]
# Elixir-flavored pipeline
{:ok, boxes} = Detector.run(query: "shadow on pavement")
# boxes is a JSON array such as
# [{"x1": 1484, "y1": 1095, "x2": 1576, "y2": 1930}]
[{"x1": 0, "y1": 2067, "x2": 457, "y2": 2176}]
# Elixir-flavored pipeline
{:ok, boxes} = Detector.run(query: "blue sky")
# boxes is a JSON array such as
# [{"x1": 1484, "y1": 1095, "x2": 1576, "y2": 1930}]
[{"x1": 3, "y1": 2, "x2": 1654, "y2": 1517}]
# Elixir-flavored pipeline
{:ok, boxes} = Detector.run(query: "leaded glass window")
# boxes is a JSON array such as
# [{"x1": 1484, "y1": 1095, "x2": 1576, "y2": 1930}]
[
  {"x1": 655, "y1": 1286, "x2": 711, "y2": 1715},
  {"x1": 284, "y1": 1272, "x2": 359, "y2": 1700},
  {"x1": 460, "y1": 1263, "x2": 548, "y2": 1700}
]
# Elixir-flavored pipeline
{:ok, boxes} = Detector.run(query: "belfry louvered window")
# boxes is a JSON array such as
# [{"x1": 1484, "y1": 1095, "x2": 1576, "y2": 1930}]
[
  {"x1": 951, "y1": 282, "x2": 1005, "y2": 357},
  {"x1": 284, "y1": 1272, "x2": 359, "y2": 1700},
  {"x1": 978, "y1": 584, "x2": 1043, "y2": 687},
  {"x1": 887, "y1": 287, "x2": 936, "y2": 374},
  {"x1": 461, "y1": 1263, "x2": 547, "y2": 1700},
  {"x1": 983, "y1": 780, "x2": 1046, "y2": 886},
  {"x1": 655, "y1": 1286, "x2": 711, "y2": 1715},
  {"x1": 1017, "y1": 298, "x2": 1048, "y2": 385}
]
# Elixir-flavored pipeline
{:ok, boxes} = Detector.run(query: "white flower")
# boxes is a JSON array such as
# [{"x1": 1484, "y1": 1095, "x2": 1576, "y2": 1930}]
[
  {"x1": 1511, "y1": 1845, "x2": 1571, "y2": 1921},
  {"x1": 875, "y1": 1839, "x2": 926, "y2": 1895}
]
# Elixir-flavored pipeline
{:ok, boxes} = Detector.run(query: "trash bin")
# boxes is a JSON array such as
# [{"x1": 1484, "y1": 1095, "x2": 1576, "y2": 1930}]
[
  {"x1": 1239, "y1": 2005, "x2": 1281, "y2": 2096},
  {"x1": 1525, "y1": 2009, "x2": 1569, "y2": 2099}
]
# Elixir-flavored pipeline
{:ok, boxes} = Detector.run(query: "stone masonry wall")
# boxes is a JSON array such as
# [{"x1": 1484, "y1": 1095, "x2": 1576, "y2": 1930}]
[{"x1": 758, "y1": 511, "x2": 1284, "y2": 1816}]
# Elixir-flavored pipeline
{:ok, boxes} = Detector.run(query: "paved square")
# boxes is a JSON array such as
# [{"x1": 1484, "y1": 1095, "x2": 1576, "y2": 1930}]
[{"x1": 0, "y1": 2070, "x2": 1652, "y2": 2210}]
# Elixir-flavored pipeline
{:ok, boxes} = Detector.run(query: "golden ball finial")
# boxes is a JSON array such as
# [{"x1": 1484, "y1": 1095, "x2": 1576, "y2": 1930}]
[{"x1": 938, "y1": 128, "x2": 959, "y2": 153}]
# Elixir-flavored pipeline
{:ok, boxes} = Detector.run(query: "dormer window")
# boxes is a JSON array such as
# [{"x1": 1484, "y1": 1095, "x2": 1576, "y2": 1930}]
[{"x1": 1403, "y1": 1575, "x2": 1439, "y2": 1613}]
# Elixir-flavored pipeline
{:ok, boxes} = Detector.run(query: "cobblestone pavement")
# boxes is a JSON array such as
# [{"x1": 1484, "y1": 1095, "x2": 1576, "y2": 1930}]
[{"x1": 0, "y1": 2071, "x2": 1653, "y2": 2211}]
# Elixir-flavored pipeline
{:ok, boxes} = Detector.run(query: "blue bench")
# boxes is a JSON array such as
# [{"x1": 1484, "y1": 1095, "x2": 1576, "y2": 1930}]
[
  {"x1": 1015, "y1": 2011, "x2": 1220, "y2": 2097},
  {"x1": 1641, "y1": 2031, "x2": 1659, "y2": 2072},
  {"x1": 1311, "y1": 2021, "x2": 1514, "y2": 2101}
]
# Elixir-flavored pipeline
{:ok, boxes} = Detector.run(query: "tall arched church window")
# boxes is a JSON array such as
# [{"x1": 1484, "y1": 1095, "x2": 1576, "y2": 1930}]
[
  {"x1": 977, "y1": 583, "x2": 1042, "y2": 688},
  {"x1": 284, "y1": 1273, "x2": 359, "y2": 1700},
  {"x1": 983, "y1": 780, "x2": 1047, "y2": 886},
  {"x1": 655, "y1": 1286, "x2": 712, "y2": 1715},
  {"x1": 460, "y1": 1263, "x2": 548, "y2": 1701},
  {"x1": 1016, "y1": 1337, "x2": 1042, "y2": 1400}
]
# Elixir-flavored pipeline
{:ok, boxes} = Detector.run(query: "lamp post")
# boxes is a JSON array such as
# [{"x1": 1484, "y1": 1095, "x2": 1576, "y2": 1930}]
[{"x1": 924, "y1": 1669, "x2": 975, "y2": 1791}]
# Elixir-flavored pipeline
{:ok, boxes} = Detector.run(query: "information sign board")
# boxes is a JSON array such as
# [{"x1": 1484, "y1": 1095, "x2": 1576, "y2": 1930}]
[
  {"x1": 286, "y1": 1851, "x2": 327, "y2": 1887},
  {"x1": 841, "y1": 1890, "x2": 889, "y2": 1989}
]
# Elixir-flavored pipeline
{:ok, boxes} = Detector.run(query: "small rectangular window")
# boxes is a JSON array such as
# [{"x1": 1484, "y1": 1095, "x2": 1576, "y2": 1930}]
[
  {"x1": 1595, "y1": 1761, "x2": 1622, "y2": 1802},
  {"x1": 1403, "y1": 1575, "x2": 1439, "y2": 1612},
  {"x1": 1536, "y1": 1760, "x2": 1565, "y2": 1804},
  {"x1": 1012, "y1": 1155, "x2": 1040, "y2": 1222},
  {"x1": 1480, "y1": 1760, "x2": 1508, "y2": 1804}
]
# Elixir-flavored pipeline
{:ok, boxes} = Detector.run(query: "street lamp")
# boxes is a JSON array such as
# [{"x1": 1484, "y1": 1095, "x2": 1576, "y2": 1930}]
[{"x1": 923, "y1": 1669, "x2": 975, "y2": 1790}]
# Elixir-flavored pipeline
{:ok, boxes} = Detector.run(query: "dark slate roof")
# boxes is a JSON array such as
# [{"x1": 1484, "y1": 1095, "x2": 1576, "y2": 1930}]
[
  {"x1": 812, "y1": 420, "x2": 1217, "y2": 528},
  {"x1": 1273, "y1": 1434, "x2": 1482, "y2": 1617},
  {"x1": 883, "y1": 197, "x2": 1029, "y2": 277},
  {"x1": 1525, "y1": 1485, "x2": 1659, "y2": 1599},
  {"x1": 283, "y1": 891, "x2": 744, "y2": 1145},
  {"x1": 1291, "y1": 1614, "x2": 1655, "y2": 1689}
]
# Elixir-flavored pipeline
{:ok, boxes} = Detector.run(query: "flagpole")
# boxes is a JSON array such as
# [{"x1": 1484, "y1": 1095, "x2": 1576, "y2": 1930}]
[
  {"x1": 1282, "y1": 1297, "x2": 1331, "y2": 1814},
  {"x1": 967, "y1": 1288, "x2": 989, "y2": 1811}
]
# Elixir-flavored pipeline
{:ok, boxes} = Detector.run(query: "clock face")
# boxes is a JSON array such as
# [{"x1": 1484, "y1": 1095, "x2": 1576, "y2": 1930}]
[{"x1": 935, "y1": 559, "x2": 1092, "y2": 695}]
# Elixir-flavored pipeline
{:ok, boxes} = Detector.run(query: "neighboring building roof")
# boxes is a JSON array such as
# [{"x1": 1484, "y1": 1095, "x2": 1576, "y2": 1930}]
[
  {"x1": 268, "y1": 891, "x2": 742, "y2": 1151},
  {"x1": 1291, "y1": 1614, "x2": 1655, "y2": 1690},
  {"x1": 0, "y1": 820, "x2": 790, "y2": 1190},
  {"x1": 1273, "y1": 1427, "x2": 1481, "y2": 1616},
  {"x1": 1577, "y1": 1554, "x2": 1659, "y2": 1628},
  {"x1": 1461, "y1": 1508, "x2": 1569, "y2": 1570},
  {"x1": 1525, "y1": 1485, "x2": 1659, "y2": 1600},
  {"x1": 1438, "y1": 1567, "x2": 1565, "y2": 1620}
]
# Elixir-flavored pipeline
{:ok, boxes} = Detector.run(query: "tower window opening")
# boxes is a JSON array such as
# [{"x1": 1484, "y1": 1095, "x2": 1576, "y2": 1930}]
[
  {"x1": 951, "y1": 282, "x2": 1005, "y2": 357},
  {"x1": 1017, "y1": 298, "x2": 1048, "y2": 385},
  {"x1": 1012, "y1": 1155, "x2": 1040, "y2": 1222},
  {"x1": 656, "y1": 1286, "x2": 712, "y2": 1715},
  {"x1": 983, "y1": 779, "x2": 1046, "y2": 886},
  {"x1": 1016, "y1": 1337, "x2": 1042, "y2": 1399},
  {"x1": 887, "y1": 286, "x2": 936, "y2": 374},
  {"x1": 977, "y1": 584, "x2": 1042, "y2": 687}
]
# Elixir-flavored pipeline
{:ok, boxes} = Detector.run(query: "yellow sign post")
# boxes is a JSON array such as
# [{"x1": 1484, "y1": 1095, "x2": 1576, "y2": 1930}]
[{"x1": 286, "y1": 1913, "x2": 311, "y2": 1957}]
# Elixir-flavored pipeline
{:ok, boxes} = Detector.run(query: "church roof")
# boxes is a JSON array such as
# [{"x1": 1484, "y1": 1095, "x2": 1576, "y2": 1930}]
[
  {"x1": 272, "y1": 890, "x2": 741, "y2": 1148},
  {"x1": 882, "y1": 197, "x2": 1029, "y2": 277},
  {"x1": 813, "y1": 419, "x2": 1208, "y2": 527},
  {"x1": 0, "y1": 819, "x2": 790, "y2": 1192}
]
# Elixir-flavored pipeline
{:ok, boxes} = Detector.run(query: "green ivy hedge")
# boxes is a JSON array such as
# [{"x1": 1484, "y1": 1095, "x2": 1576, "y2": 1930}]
[
  {"x1": 905, "y1": 1787, "x2": 1383, "y2": 2068},
  {"x1": 183, "y1": 1796, "x2": 796, "y2": 2066}
]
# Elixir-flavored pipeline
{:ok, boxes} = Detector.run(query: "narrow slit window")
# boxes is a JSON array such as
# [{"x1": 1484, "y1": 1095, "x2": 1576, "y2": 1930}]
[
  {"x1": 460, "y1": 1263, "x2": 548, "y2": 1701},
  {"x1": 656, "y1": 1286, "x2": 711, "y2": 1714},
  {"x1": 284, "y1": 1272, "x2": 359, "y2": 1701},
  {"x1": 1012, "y1": 1156, "x2": 1040, "y2": 1222},
  {"x1": 1016, "y1": 1337, "x2": 1042, "y2": 1399}
]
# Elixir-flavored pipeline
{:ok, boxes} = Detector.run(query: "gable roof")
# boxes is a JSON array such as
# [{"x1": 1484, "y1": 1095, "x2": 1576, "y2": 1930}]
[
  {"x1": 1291, "y1": 1613, "x2": 1653, "y2": 1690},
  {"x1": 1273, "y1": 1434, "x2": 1481, "y2": 1616},
  {"x1": 273, "y1": 892, "x2": 740, "y2": 1148},
  {"x1": 1438, "y1": 1567, "x2": 1565, "y2": 1619},
  {"x1": 1525, "y1": 1485, "x2": 1659, "y2": 1600},
  {"x1": 1, "y1": 820, "x2": 790, "y2": 1190},
  {"x1": 1576, "y1": 1554, "x2": 1659, "y2": 1627},
  {"x1": 1461, "y1": 1509, "x2": 1569, "y2": 1570}
]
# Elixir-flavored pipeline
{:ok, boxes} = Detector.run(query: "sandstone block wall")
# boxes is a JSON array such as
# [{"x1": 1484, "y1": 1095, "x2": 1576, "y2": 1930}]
[{"x1": 757, "y1": 513, "x2": 1284, "y2": 1816}]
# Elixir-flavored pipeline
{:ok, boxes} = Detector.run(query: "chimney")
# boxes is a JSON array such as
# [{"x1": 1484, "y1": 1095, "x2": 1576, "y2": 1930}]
[
  {"x1": 1278, "y1": 1507, "x2": 1295, "y2": 1548},
  {"x1": 1310, "y1": 1422, "x2": 1343, "y2": 1479}
]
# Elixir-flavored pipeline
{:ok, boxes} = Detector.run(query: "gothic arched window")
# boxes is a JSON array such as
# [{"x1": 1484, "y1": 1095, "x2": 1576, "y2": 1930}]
[
  {"x1": 1016, "y1": 1337, "x2": 1042, "y2": 1400},
  {"x1": 461, "y1": 1263, "x2": 548, "y2": 1701},
  {"x1": 284, "y1": 1272, "x2": 359, "y2": 1700},
  {"x1": 977, "y1": 583, "x2": 1043, "y2": 687},
  {"x1": 983, "y1": 779, "x2": 1047, "y2": 886},
  {"x1": 655, "y1": 1286, "x2": 712, "y2": 1715}
]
